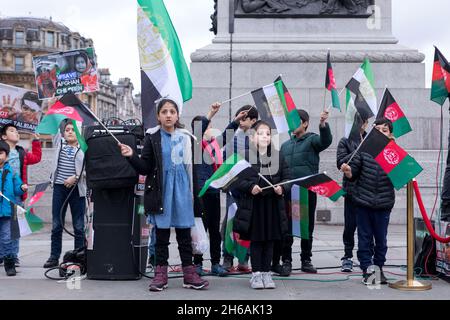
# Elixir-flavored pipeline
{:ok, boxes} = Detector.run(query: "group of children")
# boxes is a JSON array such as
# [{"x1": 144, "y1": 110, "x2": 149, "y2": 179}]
[{"x1": 0, "y1": 97, "x2": 397, "y2": 291}]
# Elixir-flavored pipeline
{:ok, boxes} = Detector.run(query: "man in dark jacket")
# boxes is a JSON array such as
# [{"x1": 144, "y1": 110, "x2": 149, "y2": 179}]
[
  {"x1": 336, "y1": 116, "x2": 369, "y2": 272},
  {"x1": 274, "y1": 109, "x2": 332, "y2": 275},
  {"x1": 340, "y1": 118, "x2": 395, "y2": 285}
]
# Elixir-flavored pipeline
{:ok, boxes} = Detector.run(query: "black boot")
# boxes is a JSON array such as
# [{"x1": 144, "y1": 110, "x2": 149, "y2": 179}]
[{"x1": 4, "y1": 256, "x2": 16, "y2": 277}]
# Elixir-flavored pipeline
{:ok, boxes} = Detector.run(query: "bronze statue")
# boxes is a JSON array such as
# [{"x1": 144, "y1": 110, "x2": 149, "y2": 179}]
[
  {"x1": 241, "y1": 0, "x2": 290, "y2": 13},
  {"x1": 320, "y1": 0, "x2": 360, "y2": 14}
]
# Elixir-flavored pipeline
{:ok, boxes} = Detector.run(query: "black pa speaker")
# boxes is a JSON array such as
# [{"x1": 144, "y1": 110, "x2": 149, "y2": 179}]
[
  {"x1": 86, "y1": 187, "x2": 148, "y2": 280},
  {"x1": 85, "y1": 132, "x2": 139, "y2": 189}
]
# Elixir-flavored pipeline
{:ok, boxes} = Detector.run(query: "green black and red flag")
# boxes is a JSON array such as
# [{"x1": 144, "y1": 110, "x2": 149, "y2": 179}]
[
  {"x1": 28, "y1": 182, "x2": 51, "y2": 207},
  {"x1": 297, "y1": 173, "x2": 345, "y2": 202},
  {"x1": 431, "y1": 46, "x2": 450, "y2": 106},
  {"x1": 377, "y1": 88, "x2": 412, "y2": 138},
  {"x1": 359, "y1": 128, "x2": 423, "y2": 190},
  {"x1": 325, "y1": 51, "x2": 341, "y2": 111},
  {"x1": 36, "y1": 92, "x2": 97, "y2": 152}
]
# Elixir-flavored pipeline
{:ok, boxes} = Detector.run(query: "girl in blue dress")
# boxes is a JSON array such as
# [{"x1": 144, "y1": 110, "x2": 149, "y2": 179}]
[{"x1": 119, "y1": 99, "x2": 209, "y2": 292}]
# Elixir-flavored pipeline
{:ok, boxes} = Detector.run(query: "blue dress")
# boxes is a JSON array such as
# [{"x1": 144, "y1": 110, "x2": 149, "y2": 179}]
[{"x1": 149, "y1": 129, "x2": 194, "y2": 229}]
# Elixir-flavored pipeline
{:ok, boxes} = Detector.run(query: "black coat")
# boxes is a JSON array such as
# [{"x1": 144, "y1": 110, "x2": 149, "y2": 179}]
[
  {"x1": 348, "y1": 151, "x2": 395, "y2": 210},
  {"x1": 336, "y1": 134, "x2": 365, "y2": 198},
  {"x1": 232, "y1": 147, "x2": 291, "y2": 241},
  {"x1": 128, "y1": 128, "x2": 203, "y2": 217}
]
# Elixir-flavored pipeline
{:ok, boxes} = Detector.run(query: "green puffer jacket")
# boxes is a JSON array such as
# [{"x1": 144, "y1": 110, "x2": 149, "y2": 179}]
[{"x1": 280, "y1": 123, "x2": 332, "y2": 179}]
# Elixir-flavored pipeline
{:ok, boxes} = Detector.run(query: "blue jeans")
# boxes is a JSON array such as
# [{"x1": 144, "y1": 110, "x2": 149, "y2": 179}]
[
  {"x1": 50, "y1": 184, "x2": 86, "y2": 260},
  {"x1": 147, "y1": 217, "x2": 156, "y2": 257},
  {"x1": 355, "y1": 205, "x2": 391, "y2": 272},
  {"x1": 0, "y1": 217, "x2": 13, "y2": 258}
]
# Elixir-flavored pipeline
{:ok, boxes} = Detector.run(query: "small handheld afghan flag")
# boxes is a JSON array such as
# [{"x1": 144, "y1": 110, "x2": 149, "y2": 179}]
[
  {"x1": 251, "y1": 76, "x2": 301, "y2": 134},
  {"x1": 28, "y1": 182, "x2": 51, "y2": 207},
  {"x1": 198, "y1": 154, "x2": 254, "y2": 197},
  {"x1": 10, "y1": 205, "x2": 44, "y2": 240},
  {"x1": 345, "y1": 88, "x2": 365, "y2": 141},
  {"x1": 346, "y1": 58, "x2": 377, "y2": 120},
  {"x1": 377, "y1": 88, "x2": 412, "y2": 138},
  {"x1": 431, "y1": 46, "x2": 450, "y2": 106},
  {"x1": 224, "y1": 194, "x2": 250, "y2": 262},
  {"x1": 36, "y1": 92, "x2": 96, "y2": 152},
  {"x1": 298, "y1": 173, "x2": 345, "y2": 202},
  {"x1": 291, "y1": 185, "x2": 309, "y2": 240},
  {"x1": 359, "y1": 129, "x2": 423, "y2": 190},
  {"x1": 326, "y1": 51, "x2": 341, "y2": 111}
]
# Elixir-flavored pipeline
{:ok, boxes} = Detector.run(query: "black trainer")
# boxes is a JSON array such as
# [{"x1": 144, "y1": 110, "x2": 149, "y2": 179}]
[
  {"x1": 301, "y1": 260, "x2": 317, "y2": 273},
  {"x1": 43, "y1": 257, "x2": 59, "y2": 268}
]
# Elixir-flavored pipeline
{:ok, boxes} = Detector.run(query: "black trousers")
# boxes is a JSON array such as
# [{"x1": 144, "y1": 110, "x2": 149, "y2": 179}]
[
  {"x1": 251, "y1": 241, "x2": 274, "y2": 272},
  {"x1": 155, "y1": 227, "x2": 193, "y2": 267},
  {"x1": 273, "y1": 190, "x2": 317, "y2": 264},
  {"x1": 342, "y1": 196, "x2": 358, "y2": 259},
  {"x1": 194, "y1": 193, "x2": 222, "y2": 265}
]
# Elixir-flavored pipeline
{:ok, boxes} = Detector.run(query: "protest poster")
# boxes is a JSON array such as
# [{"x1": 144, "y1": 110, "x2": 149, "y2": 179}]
[
  {"x1": 0, "y1": 83, "x2": 42, "y2": 133},
  {"x1": 32, "y1": 47, "x2": 98, "y2": 100}
]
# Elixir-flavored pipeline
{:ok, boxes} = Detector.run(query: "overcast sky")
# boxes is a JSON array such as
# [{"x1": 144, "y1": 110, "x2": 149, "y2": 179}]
[{"x1": 1, "y1": 0, "x2": 450, "y2": 92}]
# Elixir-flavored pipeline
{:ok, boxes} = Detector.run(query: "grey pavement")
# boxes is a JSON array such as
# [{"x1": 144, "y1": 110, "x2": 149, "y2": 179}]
[{"x1": 0, "y1": 224, "x2": 449, "y2": 300}]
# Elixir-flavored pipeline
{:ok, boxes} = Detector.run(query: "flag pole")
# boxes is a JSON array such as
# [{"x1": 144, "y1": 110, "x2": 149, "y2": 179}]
[
  {"x1": 261, "y1": 174, "x2": 317, "y2": 191},
  {"x1": 0, "y1": 192, "x2": 26, "y2": 211},
  {"x1": 389, "y1": 180, "x2": 432, "y2": 291},
  {"x1": 83, "y1": 105, "x2": 121, "y2": 145},
  {"x1": 346, "y1": 126, "x2": 375, "y2": 166},
  {"x1": 258, "y1": 173, "x2": 275, "y2": 188},
  {"x1": 220, "y1": 90, "x2": 253, "y2": 105}
]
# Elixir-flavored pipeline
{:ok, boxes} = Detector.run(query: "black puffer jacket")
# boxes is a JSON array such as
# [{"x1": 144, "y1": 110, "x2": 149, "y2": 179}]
[
  {"x1": 349, "y1": 151, "x2": 395, "y2": 210},
  {"x1": 232, "y1": 147, "x2": 291, "y2": 239},
  {"x1": 336, "y1": 134, "x2": 366, "y2": 199}
]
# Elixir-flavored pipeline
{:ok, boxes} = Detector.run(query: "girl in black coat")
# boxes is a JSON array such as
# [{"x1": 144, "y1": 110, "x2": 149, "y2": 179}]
[{"x1": 232, "y1": 121, "x2": 290, "y2": 289}]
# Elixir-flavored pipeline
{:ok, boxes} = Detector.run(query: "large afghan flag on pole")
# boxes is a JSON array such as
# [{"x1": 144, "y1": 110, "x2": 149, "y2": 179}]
[
  {"x1": 359, "y1": 129, "x2": 423, "y2": 190},
  {"x1": 346, "y1": 58, "x2": 377, "y2": 120},
  {"x1": 431, "y1": 46, "x2": 450, "y2": 106},
  {"x1": 326, "y1": 51, "x2": 341, "y2": 111},
  {"x1": 291, "y1": 185, "x2": 309, "y2": 240},
  {"x1": 251, "y1": 76, "x2": 301, "y2": 133},
  {"x1": 138, "y1": 0, "x2": 192, "y2": 129},
  {"x1": 377, "y1": 88, "x2": 412, "y2": 139}
]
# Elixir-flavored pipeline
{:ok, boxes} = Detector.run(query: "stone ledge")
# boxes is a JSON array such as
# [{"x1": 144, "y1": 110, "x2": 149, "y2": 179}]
[{"x1": 191, "y1": 50, "x2": 425, "y2": 63}]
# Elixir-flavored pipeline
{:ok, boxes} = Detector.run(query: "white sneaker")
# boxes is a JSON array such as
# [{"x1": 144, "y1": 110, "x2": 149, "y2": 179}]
[
  {"x1": 250, "y1": 272, "x2": 264, "y2": 289},
  {"x1": 262, "y1": 272, "x2": 276, "y2": 289}
]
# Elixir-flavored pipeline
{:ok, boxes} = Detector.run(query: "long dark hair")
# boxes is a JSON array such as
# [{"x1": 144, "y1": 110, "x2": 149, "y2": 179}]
[
  {"x1": 251, "y1": 120, "x2": 273, "y2": 157},
  {"x1": 156, "y1": 98, "x2": 185, "y2": 129}
]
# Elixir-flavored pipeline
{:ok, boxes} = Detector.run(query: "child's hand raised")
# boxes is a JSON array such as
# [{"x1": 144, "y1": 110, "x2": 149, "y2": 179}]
[
  {"x1": 21, "y1": 184, "x2": 28, "y2": 192},
  {"x1": 251, "y1": 185, "x2": 262, "y2": 195}
]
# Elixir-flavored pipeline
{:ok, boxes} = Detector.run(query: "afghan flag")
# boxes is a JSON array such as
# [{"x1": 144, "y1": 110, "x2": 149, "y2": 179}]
[
  {"x1": 251, "y1": 76, "x2": 301, "y2": 134},
  {"x1": 345, "y1": 88, "x2": 364, "y2": 141},
  {"x1": 326, "y1": 52, "x2": 341, "y2": 111},
  {"x1": 198, "y1": 153, "x2": 254, "y2": 197},
  {"x1": 346, "y1": 58, "x2": 377, "y2": 120},
  {"x1": 224, "y1": 194, "x2": 250, "y2": 263},
  {"x1": 36, "y1": 93, "x2": 96, "y2": 152},
  {"x1": 28, "y1": 182, "x2": 50, "y2": 207},
  {"x1": 138, "y1": 0, "x2": 192, "y2": 129},
  {"x1": 377, "y1": 88, "x2": 412, "y2": 138},
  {"x1": 298, "y1": 173, "x2": 345, "y2": 202},
  {"x1": 291, "y1": 185, "x2": 309, "y2": 240},
  {"x1": 359, "y1": 128, "x2": 423, "y2": 190},
  {"x1": 431, "y1": 46, "x2": 450, "y2": 106},
  {"x1": 10, "y1": 205, "x2": 44, "y2": 240}
]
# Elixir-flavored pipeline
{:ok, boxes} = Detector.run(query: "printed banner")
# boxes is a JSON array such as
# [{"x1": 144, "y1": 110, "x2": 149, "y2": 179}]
[
  {"x1": 0, "y1": 83, "x2": 42, "y2": 133},
  {"x1": 32, "y1": 47, "x2": 98, "y2": 100}
]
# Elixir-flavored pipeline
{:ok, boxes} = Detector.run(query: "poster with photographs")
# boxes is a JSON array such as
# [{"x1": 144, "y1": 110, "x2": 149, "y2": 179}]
[
  {"x1": 32, "y1": 47, "x2": 99, "y2": 100},
  {"x1": 0, "y1": 83, "x2": 42, "y2": 133}
]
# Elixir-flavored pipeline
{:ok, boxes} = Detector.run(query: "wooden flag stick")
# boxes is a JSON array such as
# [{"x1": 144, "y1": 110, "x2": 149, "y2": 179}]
[
  {"x1": 258, "y1": 173, "x2": 275, "y2": 189},
  {"x1": 83, "y1": 105, "x2": 121, "y2": 145}
]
